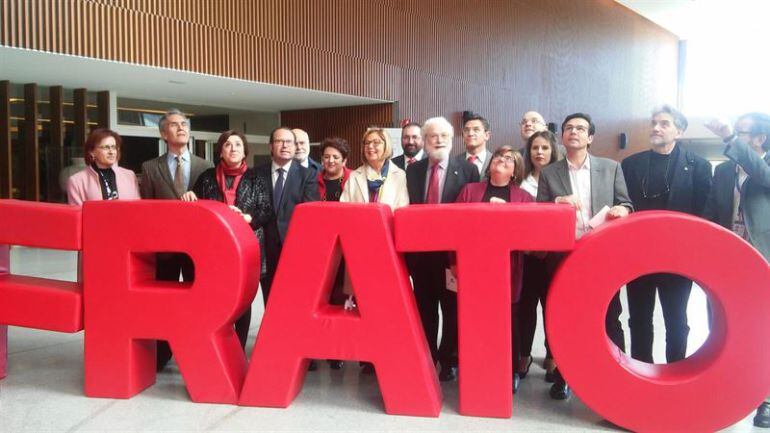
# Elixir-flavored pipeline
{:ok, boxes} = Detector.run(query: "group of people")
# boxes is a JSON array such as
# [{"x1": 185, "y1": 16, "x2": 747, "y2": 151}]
[{"x1": 65, "y1": 106, "x2": 770, "y2": 427}]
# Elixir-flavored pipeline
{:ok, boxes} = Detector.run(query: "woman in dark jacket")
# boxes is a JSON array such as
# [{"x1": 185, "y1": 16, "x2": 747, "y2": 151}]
[
  {"x1": 183, "y1": 130, "x2": 272, "y2": 349},
  {"x1": 454, "y1": 145, "x2": 532, "y2": 393}
]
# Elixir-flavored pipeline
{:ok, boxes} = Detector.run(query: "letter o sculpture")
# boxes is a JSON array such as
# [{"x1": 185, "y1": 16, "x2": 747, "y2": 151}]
[{"x1": 547, "y1": 211, "x2": 770, "y2": 432}]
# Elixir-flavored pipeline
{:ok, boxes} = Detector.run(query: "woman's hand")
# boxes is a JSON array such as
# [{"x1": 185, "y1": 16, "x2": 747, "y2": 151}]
[{"x1": 181, "y1": 191, "x2": 197, "y2": 202}]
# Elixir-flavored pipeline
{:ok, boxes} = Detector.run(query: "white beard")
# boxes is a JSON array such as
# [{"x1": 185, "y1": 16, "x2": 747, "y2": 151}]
[{"x1": 429, "y1": 147, "x2": 450, "y2": 161}]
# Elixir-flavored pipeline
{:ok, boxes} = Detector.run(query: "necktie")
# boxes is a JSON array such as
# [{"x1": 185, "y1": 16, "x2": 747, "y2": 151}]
[
  {"x1": 173, "y1": 155, "x2": 186, "y2": 197},
  {"x1": 426, "y1": 163, "x2": 440, "y2": 204},
  {"x1": 407, "y1": 157, "x2": 416, "y2": 165},
  {"x1": 273, "y1": 168, "x2": 285, "y2": 209},
  {"x1": 467, "y1": 155, "x2": 478, "y2": 164}
]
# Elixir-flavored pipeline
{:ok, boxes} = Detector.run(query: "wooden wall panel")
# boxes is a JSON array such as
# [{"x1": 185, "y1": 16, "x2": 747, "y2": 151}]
[{"x1": 0, "y1": 0, "x2": 678, "y2": 159}]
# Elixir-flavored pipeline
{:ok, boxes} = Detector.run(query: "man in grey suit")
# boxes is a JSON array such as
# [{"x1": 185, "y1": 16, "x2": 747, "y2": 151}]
[
  {"x1": 454, "y1": 114, "x2": 493, "y2": 179},
  {"x1": 703, "y1": 112, "x2": 770, "y2": 428},
  {"x1": 406, "y1": 116, "x2": 480, "y2": 382},
  {"x1": 139, "y1": 108, "x2": 213, "y2": 371},
  {"x1": 537, "y1": 112, "x2": 632, "y2": 400}
]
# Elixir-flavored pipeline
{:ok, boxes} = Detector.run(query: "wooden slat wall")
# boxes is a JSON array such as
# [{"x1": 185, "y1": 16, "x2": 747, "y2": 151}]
[
  {"x1": 48, "y1": 85, "x2": 64, "y2": 202},
  {"x1": 0, "y1": 0, "x2": 679, "y2": 159}
]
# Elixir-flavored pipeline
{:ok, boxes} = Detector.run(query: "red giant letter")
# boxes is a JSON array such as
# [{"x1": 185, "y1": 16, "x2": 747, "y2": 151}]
[
  {"x1": 395, "y1": 203, "x2": 575, "y2": 417},
  {"x1": 547, "y1": 211, "x2": 770, "y2": 432},
  {"x1": 83, "y1": 200, "x2": 259, "y2": 404},
  {"x1": 240, "y1": 202, "x2": 441, "y2": 416}
]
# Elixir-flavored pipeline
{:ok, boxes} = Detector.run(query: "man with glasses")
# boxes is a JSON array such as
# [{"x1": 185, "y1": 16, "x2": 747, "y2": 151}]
[
  {"x1": 455, "y1": 114, "x2": 493, "y2": 178},
  {"x1": 405, "y1": 116, "x2": 479, "y2": 382},
  {"x1": 292, "y1": 128, "x2": 322, "y2": 177},
  {"x1": 621, "y1": 105, "x2": 712, "y2": 365},
  {"x1": 703, "y1": 112, "x2": 770, "y2": 428},
  {"x1": 139, "y1": 108, "x2": 214, "y2": 371},
  {"x1": 255, "y1": 127, "x2": 318, "y2": 306},
  {"x1": 518, "y1": 111, "x2": 548, "y2": 159},
  {"x1": 392, "y1": 122, "x2": 425, "y2": 171},
  {"x1": 536, "y1": 112, "x2": 633, "y2": 400}
]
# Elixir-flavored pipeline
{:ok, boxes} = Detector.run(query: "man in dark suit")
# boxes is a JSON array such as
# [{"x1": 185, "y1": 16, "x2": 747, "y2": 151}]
[
  {"x1": 454, "y1": 114, "x2": 492, "y2": 179},
  {"x1": 255, "y1": 127, "x2": 319, "y2": 306},
  {"x1": 703, "y1": 112, "x2": 770, "y2": 429},
  {"x1": 392, "y1": 122, "x2": 425, "y2": 171},
  {"x1": 537, "y1": 112, "x2": 632, "y2": 399},
  {"x1": 139, "y1": 108, "x2": 214, "y2": 371},
  {"x1": 406, "y1": 116, "x2": 480, "y2": 382},
  {"x1": 292, "y1": 128, "x2": 322, "y2": 178},
  {"x1": 621, "y1": 105, "x2": 712, "y2": 365}
]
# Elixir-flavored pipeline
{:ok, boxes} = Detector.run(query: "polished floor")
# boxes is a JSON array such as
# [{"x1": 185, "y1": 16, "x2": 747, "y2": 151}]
[{"x1": 0, "y1": 247, "x2": 763, "y2": 432}]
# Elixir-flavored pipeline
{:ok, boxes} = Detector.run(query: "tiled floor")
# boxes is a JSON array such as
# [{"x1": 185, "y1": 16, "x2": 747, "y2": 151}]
[{"x1": 0, "y1": 247, "x2": 762, "y2": 432}]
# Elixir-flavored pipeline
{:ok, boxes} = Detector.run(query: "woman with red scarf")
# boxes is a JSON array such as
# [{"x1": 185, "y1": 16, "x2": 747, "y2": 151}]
[{"x1": 182, "y1": 130, "x2": 272, "y2": 349}]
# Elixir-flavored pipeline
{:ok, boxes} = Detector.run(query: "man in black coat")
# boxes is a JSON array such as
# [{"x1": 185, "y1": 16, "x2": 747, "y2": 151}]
[
  {"x1": 406, "y1": 116, "x2": 480, "y2": 382},
  {"x1": 255, "y1": 127, "x2": 319, "y2": 305},
  {"x1": 392, "y1": 122, "x2": 425, "y2": 171},
  {"x1": 621, "y1": 105, "x2": 712, "y2": 364}
]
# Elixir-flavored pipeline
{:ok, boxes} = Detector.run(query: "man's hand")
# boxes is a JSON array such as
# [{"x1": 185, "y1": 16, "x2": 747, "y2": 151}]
[
  {"x1": 555, "y1": 195, "x2": 582, "y2": 210},
  {"x1": 181, "y1": 191, "x2": 198, "y2": 202},
  {"x1": 607, "y1": 205, "x2": 629, "y2": 220},
  {"x1": 704, "y1": 118, "x2": 733, "y2": 140}
]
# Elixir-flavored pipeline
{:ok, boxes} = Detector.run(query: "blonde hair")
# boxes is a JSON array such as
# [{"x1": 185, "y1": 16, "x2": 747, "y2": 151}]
[{"x1": 361, "y1": 128, "x2": 393, "y2": 163}]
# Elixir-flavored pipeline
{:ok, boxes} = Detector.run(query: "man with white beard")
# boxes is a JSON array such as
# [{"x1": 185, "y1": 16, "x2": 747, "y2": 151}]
[{"x1": 405, "y1": 116, "x2": 479, "y2": 382}]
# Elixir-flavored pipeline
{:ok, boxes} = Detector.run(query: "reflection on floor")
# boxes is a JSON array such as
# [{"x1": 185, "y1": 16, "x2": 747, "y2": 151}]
[{"x1": 0, "y1": 247, "x2": 762, "y2": 432}]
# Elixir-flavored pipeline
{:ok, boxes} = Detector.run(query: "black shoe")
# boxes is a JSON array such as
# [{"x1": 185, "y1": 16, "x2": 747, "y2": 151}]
[
  {"x1": 513, "y1": 373, "x2": 521, "y2": 394},
  {"x1": 545, "y1": 369, "x2": 556, "y2": 383},
  {"x1": 308, "y1": 360, "x2": 318, "y2": 371},
  {"x1": 327, "y1": 359, "x2": 343, "y2": 370},
  {"x1": 754, "y1": 402, "x2": 770, "y2": 428},
  {"x1": 360, "y1": 362, "x2": 375, "y2": 375},
  {"x1": 438, "y1": 366, "x2": 458, "y2": 382},
  {"x1": 518, "y1": 356, "x2": 533, "y2": 379},
  {"x1": 549, "y1": 369, "x2": 570, "y2": 400}
]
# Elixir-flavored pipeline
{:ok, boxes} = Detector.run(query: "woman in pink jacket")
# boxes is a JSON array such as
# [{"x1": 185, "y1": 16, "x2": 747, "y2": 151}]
[{"x1": 66, "y1": 129, "x2": 140, "y2": 205}]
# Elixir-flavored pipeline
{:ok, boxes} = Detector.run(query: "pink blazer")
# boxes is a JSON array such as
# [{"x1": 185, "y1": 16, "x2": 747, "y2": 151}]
[{"x1": 66, "y1": 165, "x2": 141, "y2": 205}]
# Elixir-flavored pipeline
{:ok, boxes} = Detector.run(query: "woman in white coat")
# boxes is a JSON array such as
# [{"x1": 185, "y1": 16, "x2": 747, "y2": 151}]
[{"x1": 340, "y1": 128, "x2": 409, "y2": 210}]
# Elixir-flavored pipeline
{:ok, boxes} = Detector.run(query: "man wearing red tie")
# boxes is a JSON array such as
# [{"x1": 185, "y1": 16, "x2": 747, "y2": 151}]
[
  {"x1": 405, "y1": 116, "x2": 480, "y2": 381},
  {"x1": 392, "y1": 122, "x2": 425, "y2": 171},
  {"x1": 455, "y1": 113, "x2": 493, "y2": 179}
]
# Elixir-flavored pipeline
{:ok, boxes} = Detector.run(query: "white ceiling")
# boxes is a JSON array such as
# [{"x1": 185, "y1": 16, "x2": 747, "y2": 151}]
[{"x1": 0, "y1": 46, "x2": 386, "y2": 112}]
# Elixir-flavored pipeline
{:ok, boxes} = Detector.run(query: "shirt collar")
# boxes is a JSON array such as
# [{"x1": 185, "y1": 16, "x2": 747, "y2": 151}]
[
  {"x1": 167, "y1": 148, "x2": 190, "y2": 163},
  {"x1": 467, "y1": 149, "x2": 487, "y2": 163},
  {"x1": 410, "y1": 149, "x2": 424, "y2": 161},
  {"x1": 567, "y1": 154, "x2": 590, "y2": 171},
  {"x1": 272, "y1": 159, "x2": 293, "y2": 173}
]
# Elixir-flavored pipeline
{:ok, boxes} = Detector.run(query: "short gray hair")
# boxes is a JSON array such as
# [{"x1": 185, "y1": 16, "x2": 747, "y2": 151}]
[
  {"x1": 652, "y1": 105, "x2": 688, "y2": 132},
  {"x1": 422, "y1": 116, "x2": 454, "y2": 137},
  {"x1": 158, "y1": 108, "x2": 188, "y2": 133}
]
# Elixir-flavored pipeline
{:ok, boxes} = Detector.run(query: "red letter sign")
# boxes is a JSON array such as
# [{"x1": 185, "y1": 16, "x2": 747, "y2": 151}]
[
  {"x1": 547, "y1": 211, "x2": 770, "y2": 432},
  {"x1": 0, "y1": 244, "x2": 8, "y2": 379},
  {"x1": 240, "y1": 202, "x2": 441, "y2": 417},
  {"x1": 83, "y1": 200, "x2": 259, "y2": 404},
  {"x1": 395, "y1": 203, "x2": 574, "y2": 417}
]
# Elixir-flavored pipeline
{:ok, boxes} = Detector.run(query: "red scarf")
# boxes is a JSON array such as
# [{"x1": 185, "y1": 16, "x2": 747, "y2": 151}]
[{"x1": 216, "y1": 161, "x2": 248, "y2": 206}]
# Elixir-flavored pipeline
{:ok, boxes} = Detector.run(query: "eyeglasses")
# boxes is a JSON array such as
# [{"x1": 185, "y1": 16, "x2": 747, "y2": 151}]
[
  {"x1": 272, "y1": 139, "x2": 294, "y2": 145},
  {"x1": 520, "y1": 118, "x2": 545, "y2": 126},
  {"x1": 492, "y1": 155, "x2": 515, "y2": 164},
  {"x1": 564, "y1": 125, "x2": 589, "y2": 134},
  {"x1": 735, "y1": 129, "x2": 753, "y2": 137},
  {"x1": 363, "y1": 140, "x2": 384, "y2": 148},
  {"x1": 96, "y1": 145, "x2": 118, "y2": 151}
]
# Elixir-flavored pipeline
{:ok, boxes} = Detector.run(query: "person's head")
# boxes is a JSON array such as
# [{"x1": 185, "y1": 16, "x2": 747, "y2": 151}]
[
  {"x1": 561, "y1": 113, "x2": 595, "y2": 153},
  {"x1": 320, "y1": 137, "x2": 349, "y2": 178},
  {"x1": 292, "y1": 128, "x2": 310, "y2": 163},
  {"x1": 650, "y1": 105, "x2": 687, "y2": 149},
  {"x1": 486, "y1": 145, "x2": 524, "y2": 186},
  {"x1": 422, "y1": 117, "x2": 454, "y2": 162},
  {"x1": 401, "y1": 122, "x2": 423, "y2": 158},
  {"x1": 159, "y1": 108, "x2": 190, "y2": 150},
  {"x1": 215, "y1": 130, "x2": 248, "y2": 168},
  {"x1": 525, "y1": 130, "x2": 560, "y2": 175},
  {"x1": 462, "y1": 114, "x2": 491, "y2": 154},
  {"x1": 269, "y1": 127, "x2": 296, "y2": 165},
  {"x1": 85, "y1": 128, "x2": 122, "y2": 168},
  {"x1": 361, "y1": 128, "x2": 393, "y2": 167},
  {"x1": 520, "y1": 111, "x2": 546, "y2": 143},
  {"x1": 735, "y1": 112, "x2": 770, "y2": 153}
]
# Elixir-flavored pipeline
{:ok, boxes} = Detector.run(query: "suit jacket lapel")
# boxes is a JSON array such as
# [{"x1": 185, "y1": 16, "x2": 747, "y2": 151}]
[
  {"x1": 442, "y1": 159, "x2": 458, "y2": 203},
  {"x1": 280, "y1": 161, "x2": 298, "y2": 209},
  {"x1": 354, "y1": 168, "x2": 368, "y2": 201},
  {"x1": 416, "y1": 160, "x2": 428, "y2": 203},
  {"x1": 590, "y1": 155, "x2": 603, "y2": 216},
  {"x1": 157, "y1": 155, "x2": 176, "y2": 197},
  {"x1": 555, "y1": 159, "x2": 572, "y2": 197}
]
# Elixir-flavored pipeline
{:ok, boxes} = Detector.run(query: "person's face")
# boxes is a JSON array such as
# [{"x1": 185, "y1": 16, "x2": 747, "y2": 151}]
[
  {"x1": 92, "y1": 136, "x2": 118, "y2": 168},
  {"x1": 490, "y1": 150, "x2": 515, "y2": 180},
  {"x1": 363, "y1": 133, "x2": 386, "y2": 165},
  {"x1": 649, "y1": 113, "x2": 682, "y2": 148},
  {"x1": 220, "y1": 135, "x2": 245, "y2": 167},
  {"x1": 423, "y1": 124, "x2": 453, "y2": 162},
  {"x1": 401, "y1": 125, "x2": 423, "y2": 157},
  {"x1": 293, "y1": 129, "x2": 310, "y2": 162},
  {"x1": 462, "y1": 119, "x2": 490, "y2": 152},
  {"x1": 735, "y1": 117, "x2": 766, "y2": 154},
  {"x1": 520, "y1": 111, "x2": 546, "y2": 142},
  {"x1": 160, "y1": 114, "x2": 190, "y2": 148},
  {"x1": 322, "y1": 147, "x2": 346, "y2": 177},
  {"x1": 271, "y1": 129, "x2": 296, "y2": 164},
  {"x1": 562, "y1": 117, "x2": 593, "y2": 153},
  {"x1": 529, "y1": 136, "x2": 553, "y2": 170}
]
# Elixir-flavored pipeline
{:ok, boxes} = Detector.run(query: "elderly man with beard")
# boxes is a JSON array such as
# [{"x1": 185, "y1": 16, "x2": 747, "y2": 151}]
[{"x1": 405, "y1": 116, "x2": 480, "y2": 381}]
